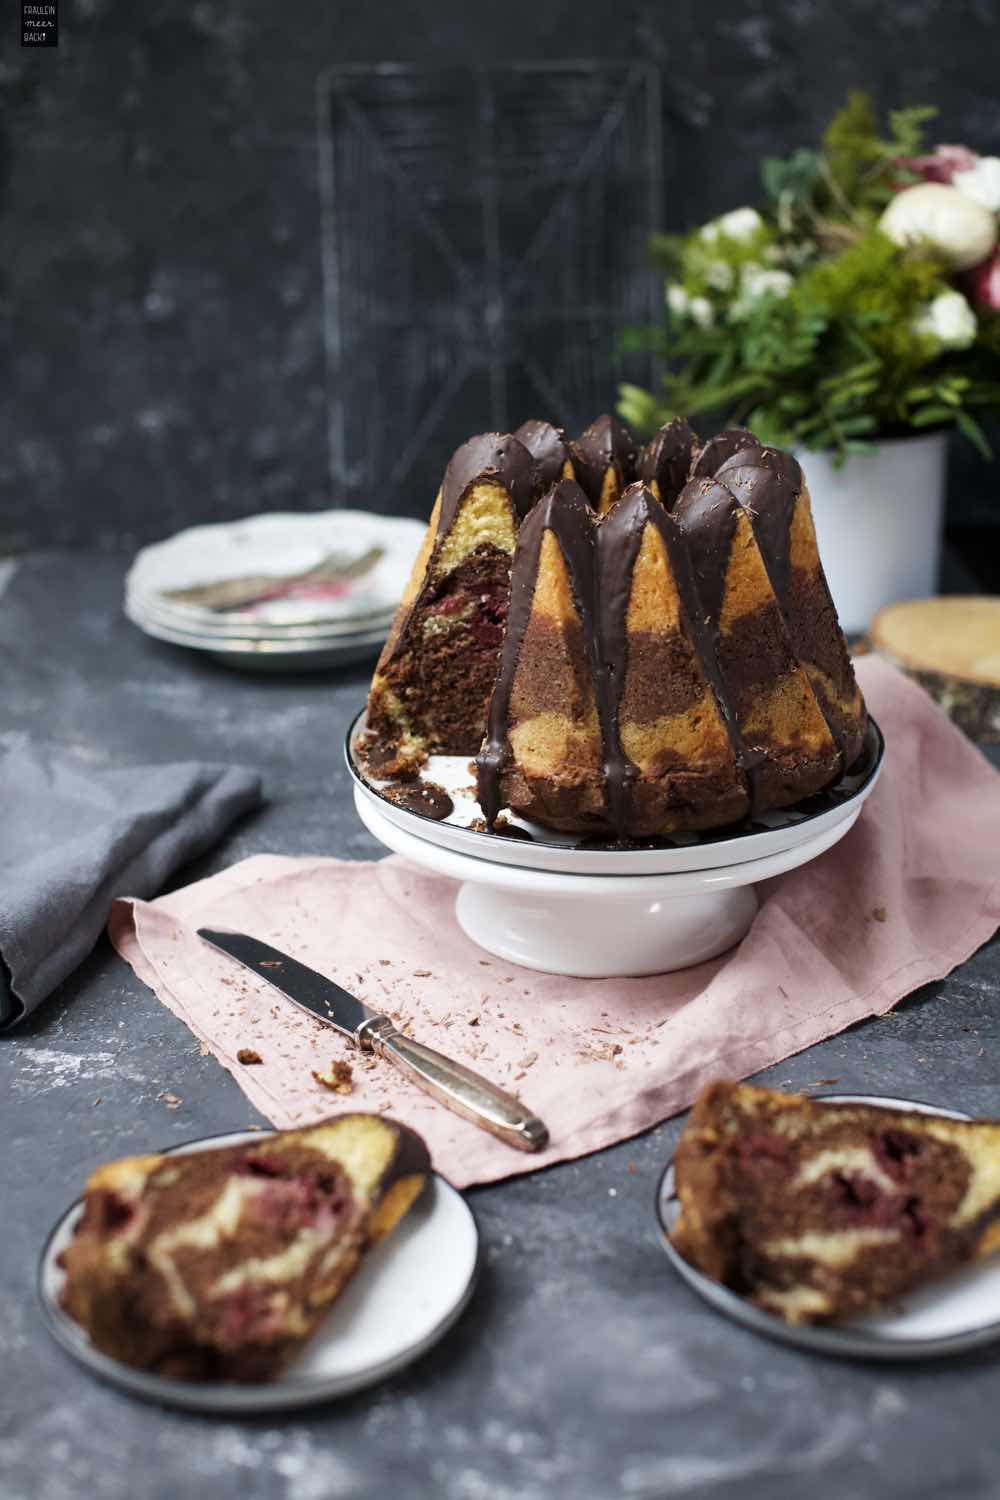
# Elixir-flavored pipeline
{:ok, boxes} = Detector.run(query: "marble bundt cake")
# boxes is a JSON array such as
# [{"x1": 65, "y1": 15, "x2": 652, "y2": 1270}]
[
  {"x1": 365, "y1": 416, "x2": 866, "y2": 837},
  {"x1": 60, "y1": 1115, "x2": 430, "y2": 1381},
  {"x1": 671, "y1": 1082, "x2": 1000, "y2": 1324}
]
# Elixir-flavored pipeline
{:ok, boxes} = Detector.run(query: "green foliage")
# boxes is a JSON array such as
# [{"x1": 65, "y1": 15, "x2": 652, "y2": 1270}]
[{"x1": 618, "y1": 91, "x2": 999, "y2": 461}]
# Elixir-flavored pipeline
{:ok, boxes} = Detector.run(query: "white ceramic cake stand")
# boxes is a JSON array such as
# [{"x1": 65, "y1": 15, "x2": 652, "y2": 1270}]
[{"x1": 352, "y1": 770, "x2": 881, "y2": 978}]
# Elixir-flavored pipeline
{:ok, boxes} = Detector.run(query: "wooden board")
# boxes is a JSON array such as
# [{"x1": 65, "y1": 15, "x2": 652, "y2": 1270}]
[{"x1": 870, "y1": 596, "x2": 1000, "y2": 744}]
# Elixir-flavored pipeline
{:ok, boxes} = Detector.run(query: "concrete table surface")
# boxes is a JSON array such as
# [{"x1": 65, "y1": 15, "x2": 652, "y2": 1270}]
[{"x1": 2, "y1": 551, "x2": 999, "y2": 1500}]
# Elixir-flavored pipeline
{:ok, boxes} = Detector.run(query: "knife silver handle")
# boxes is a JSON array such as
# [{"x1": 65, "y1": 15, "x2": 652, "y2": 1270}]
[{"x1": 358, "y1": 1018, "x2": 549, "y2": 1153}]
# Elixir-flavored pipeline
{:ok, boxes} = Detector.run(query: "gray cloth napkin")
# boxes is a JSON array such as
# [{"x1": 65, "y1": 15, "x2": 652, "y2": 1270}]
[{"x1": 0, "y1": 742, "x2": 262, "y2": 1029}]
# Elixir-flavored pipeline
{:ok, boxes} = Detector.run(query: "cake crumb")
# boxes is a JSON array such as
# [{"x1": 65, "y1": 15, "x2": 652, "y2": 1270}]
[
  {"x1": 198, "y1": 1040, "x2": 211, "y2": 1057},
  {"x1": 413, "y1": 970, "x2": 432, "y2": 978},
  {"x1": 312, "y1": 1060, "x2": 354, "y2": 1095},
  {"x1": 237, "y1": 1048, "x2": 263, "y2": 1065},
  {"x1": 157, "y1": 1091, "x2": 182, "y2": 1110},
  {"x1": 259, "y1": 960, "x2": 283, "y2": 969},
  {"x1": 872, "y1": 906, "x2": 888, "y2": 922}
]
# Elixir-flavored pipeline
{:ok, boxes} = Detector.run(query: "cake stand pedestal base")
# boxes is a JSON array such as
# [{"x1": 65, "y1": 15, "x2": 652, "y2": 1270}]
[
  {"x1": 454, "y1": 880, "x2": 758, "y2": 977},
  {"x1": 354, "y1": 788, "x2": 868, "y2": 978}
]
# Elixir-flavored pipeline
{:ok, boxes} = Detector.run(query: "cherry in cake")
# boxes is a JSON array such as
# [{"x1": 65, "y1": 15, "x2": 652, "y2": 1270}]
[
  {"x1": 59, "y1": 1114, "x2": 430, "y2": 1380},
  {"x1": 671, "y1": 1082, "x2": 1000, "y2": 1323}
]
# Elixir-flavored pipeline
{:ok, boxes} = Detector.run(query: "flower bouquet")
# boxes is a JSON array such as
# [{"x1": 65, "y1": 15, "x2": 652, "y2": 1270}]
[{"x1": 619, "y1": 93, "x2": 1000, "y2": 461}]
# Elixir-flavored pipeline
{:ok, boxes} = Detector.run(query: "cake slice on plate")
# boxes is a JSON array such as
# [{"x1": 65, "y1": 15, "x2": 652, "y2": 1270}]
[
  {"x1": 60, "y1": 1114, "x2": 430, "y2": 1381},
  {"x1": 672, "y1": 1082, "x2": 1000, "y2": 1324}
]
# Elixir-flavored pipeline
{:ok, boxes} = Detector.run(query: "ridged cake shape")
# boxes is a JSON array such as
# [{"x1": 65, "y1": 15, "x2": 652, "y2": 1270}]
[
  {"x1": 568, "y1": 413, "x2": 638, "y2": 513},
  {"x1": 478, "y1": 481, "x2": 605, "y2": 830},
  {"x1": 713, "y1": 441, "x2": 866, "y2": 767},
  {"x1": 513, "y1": 418, "x2": 573, "y2": 490},
  {"x1": 637, "y1": 416, "x2": 698, "y2": 507},
  {"x1": 673, "y1": 475, "x2": 841, "y2": 811},
  {"x1": 365, "y1": 413, "x2": 868, "y2": 839}
]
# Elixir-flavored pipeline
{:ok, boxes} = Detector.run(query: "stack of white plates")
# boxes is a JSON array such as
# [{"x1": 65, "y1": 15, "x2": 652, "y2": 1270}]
[{"x1": 125, "y1": 510, "x2": 425, "y2": 672}]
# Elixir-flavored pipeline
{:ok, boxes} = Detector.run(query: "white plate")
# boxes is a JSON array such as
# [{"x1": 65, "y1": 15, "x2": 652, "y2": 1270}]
[
  {"x1": 39, "y1": 1129, "x2": 479, "y2": 1412},
  {"x1": 347, "y1": 710, "x2": 885, "y2": 877},
  {"x1": 125, "y1": 604, "x2": 389, "y2": 674},
  {"x1": 656, "y1": 1094, "x2": 1000, "y2": 1360},
  {"x1": 126, "y1": 510, "x2": 425, "y2": 629},
  {"x1": 127, "y1": 589, "x2": 396, "y2": 642}
]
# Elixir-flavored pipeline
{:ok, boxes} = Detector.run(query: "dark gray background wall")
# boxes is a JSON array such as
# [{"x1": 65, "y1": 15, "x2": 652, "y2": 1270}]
[{"x1": 2, "y1": 0, "x2": 998, "y2": 553}]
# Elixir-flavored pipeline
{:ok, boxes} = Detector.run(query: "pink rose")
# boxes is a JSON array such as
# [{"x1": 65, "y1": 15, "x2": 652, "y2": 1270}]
[
  {"x1": 899, "y1": 143, "x2": 980, "y2": 185},
  {"x1": 965, "y1": 250, "x2": 1000, "y2": 311}
]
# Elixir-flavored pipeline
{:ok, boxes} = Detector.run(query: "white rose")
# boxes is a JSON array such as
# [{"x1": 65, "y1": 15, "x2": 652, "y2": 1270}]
[
  {"x1": 701, "y1": 206, "x2": 763, "y2": 244},
  {"x1": 666, "y1": 284, "x2": 713, "y2": 328},
  {"x1": 880, "y1": 182, "x2": 998, "y2": 271},
  {"x1": 913, "y1": 289, "x2": 978, "y2": 349},
  {"x1": 689, "y1": 295, "x2": 714, "y2": 328},
  {"x1": 706, "y1": 259, "x2": 734, "y2": 290},
  {"x1": 741, "y1": 264, "x2": 793, "y2": 299},
  {"x1": 952, "y1": 157, "x2": 1000, "y2": 214},
  {"x1": 666, "y1": 284, "x2": 690, "y2": 316}
]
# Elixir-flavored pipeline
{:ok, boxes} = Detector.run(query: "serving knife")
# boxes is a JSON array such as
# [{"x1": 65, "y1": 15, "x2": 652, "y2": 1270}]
[{"x1": 198, "y1": 928, "x2": 549, "y2": 1154}]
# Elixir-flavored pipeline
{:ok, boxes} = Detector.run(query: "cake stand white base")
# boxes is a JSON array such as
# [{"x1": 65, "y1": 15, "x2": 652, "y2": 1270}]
[
  {"x1": 454, "y1": 880, "x2": 759, "y2": 976},
  {"x1": 354, "y1": 788, "x2": 865, "y2": 978}
]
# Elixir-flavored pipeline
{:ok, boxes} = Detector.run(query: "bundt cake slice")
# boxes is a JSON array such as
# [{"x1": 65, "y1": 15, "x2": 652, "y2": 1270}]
[
  {"x1": 672, "y1": 1082, "x2": 1000, "y2": 1324},
  {"x1": 366, "y1": 432, "x2": 539, "y2": 770},
  {"x1": 568, "y1": 413, "x2": 638, "y2": 513},
  {"x1": 673, "y1": 475, "x2": 842, "y2": 812},
  {"x1": 715, "y1": 445, "x2": 866, "y2": 768},
  {"x1": 478, "y1": 479, "x2": 605, "y2": 830},
  {"x1": 60, "y1": 1115, "x2": 430, "y2": 1381}
]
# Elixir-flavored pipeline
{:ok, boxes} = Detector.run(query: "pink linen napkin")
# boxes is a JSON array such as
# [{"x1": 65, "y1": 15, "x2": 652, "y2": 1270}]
[{"x1": 108, "y1": 657, "x2": 1000, "y2": 1188}]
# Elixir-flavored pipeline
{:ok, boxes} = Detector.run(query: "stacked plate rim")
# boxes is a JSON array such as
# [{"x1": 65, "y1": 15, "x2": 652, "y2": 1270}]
[{"x1": 125, "y1": 509, "x2": 425, "y2": 670}]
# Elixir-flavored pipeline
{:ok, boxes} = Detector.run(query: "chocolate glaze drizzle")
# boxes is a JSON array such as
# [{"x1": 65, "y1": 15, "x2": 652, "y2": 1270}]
[
  {"x1": 478, "y1": 477, "x2": 761, "y2": 838},
  {"x1": 691, "y1": 427, "x2": 760, "y2": 478},
  {"x1": 568, "y1": 413, "x2": 637, "y2": 507},
  {"x1": 514, "y1": 419, "x2": 569, "y2": 490},
  {"x1": 396, "y1": 416, "x2": 858, "y2": 835},
  {"x1": 477, "y1": 480, "x2": 598, "y2": 828},
  {"x1": 638, "y1": 417, "x2": 698, "y2": 508},
  {"x1": 439, "y1": 432, "x2": 540, "y2": 532}
]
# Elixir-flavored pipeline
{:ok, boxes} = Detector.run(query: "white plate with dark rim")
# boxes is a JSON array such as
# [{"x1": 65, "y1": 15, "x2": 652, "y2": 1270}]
[
  {"x1": 346, "y1": 711, "x2": 885, "y2": 877},
  {"x1": 656, "y1": 1094, "x2": 1000, "y2": 1361},
  {"x1": 39, "y1": 1129, "x2": 479, "y2": 1413}
]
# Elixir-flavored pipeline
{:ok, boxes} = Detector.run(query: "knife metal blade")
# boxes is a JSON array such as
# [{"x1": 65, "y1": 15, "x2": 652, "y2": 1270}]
[
  {"x1": 199, "y1": 928, "x2": 377, "y2": 1037},
  {"x1": 198, "y1": 928, "x2": 549, "y2": 1154}
]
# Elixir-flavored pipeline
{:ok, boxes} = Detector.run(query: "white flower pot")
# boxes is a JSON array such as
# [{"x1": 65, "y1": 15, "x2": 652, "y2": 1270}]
[{"x1": 795, "y1": 431, "x2": 948, "y2": 636}]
